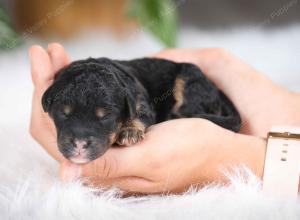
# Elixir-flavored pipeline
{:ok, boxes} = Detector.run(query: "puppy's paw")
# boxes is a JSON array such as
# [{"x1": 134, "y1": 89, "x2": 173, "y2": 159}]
[{"x1": 116, "y1": 128, "x2": 145, "y2": 146}]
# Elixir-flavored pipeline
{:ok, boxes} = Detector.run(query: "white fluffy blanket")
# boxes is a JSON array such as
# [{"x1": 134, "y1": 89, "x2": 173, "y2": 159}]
[{"x1": 0, "y1": 26, "x2": 299, "y2": 219}]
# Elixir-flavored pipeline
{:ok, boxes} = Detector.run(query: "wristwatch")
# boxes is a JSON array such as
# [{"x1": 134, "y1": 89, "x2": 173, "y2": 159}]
[{"x1": 262, "y1": 126, "x2": 300, "y2": 197}]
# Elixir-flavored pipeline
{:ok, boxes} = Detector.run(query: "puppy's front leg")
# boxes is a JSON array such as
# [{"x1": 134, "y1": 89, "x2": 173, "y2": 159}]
[
  {"x1": 116, "y1": 119, "x2": 146, "y2": 145},
  {"x1": 116, "y1": 97, "x2": 155, "y2": 146}
]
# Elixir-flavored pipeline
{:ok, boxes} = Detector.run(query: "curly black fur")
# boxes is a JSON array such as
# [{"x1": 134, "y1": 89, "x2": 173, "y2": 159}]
[{"x1": 42, "y1": 57, "x2": 241, "y2": 163}]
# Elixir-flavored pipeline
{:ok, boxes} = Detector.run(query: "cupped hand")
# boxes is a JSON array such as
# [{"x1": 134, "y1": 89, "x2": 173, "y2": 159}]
[
  {"x1": 29, "y1": 45, "x2": 296, "y2": 193},
  {"x1": 29, "y1": 43, "x2": 70, "y2": 162},
  {"x1": 60, "y1": 118, "x2": 266, "y2": 193}
]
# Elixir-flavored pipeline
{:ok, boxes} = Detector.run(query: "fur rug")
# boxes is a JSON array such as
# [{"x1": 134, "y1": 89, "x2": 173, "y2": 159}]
[{"x1": 0, "y1": 26, "x2": 299, "y2": 219}]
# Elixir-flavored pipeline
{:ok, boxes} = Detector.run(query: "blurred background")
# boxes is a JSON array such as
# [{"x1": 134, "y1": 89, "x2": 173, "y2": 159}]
[
  {"x1": 0, "y1": 2, "x2": 299, "y2": 215},
  {"x1": 0, "y1": 0, "x2": 299, "y2": 126}
]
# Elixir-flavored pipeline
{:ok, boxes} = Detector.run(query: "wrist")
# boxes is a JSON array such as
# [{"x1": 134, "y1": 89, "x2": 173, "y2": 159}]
[
  {"x1": 205, "y1": 131, "x2": 267, "y2": 184},
  {"x1": 231, "y1": 133, "x2": 267, "y2": 179}
]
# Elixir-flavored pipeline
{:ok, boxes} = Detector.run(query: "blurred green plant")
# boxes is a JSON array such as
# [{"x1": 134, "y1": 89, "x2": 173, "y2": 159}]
[
  {"x1": 127, "y1": 0, "x2": 178, "y2": 48},
  {"x1": 0, "y1": 6, "x2": 21, "y2": 50},
  {"x1": 0, "y1": 1, "x2": 178, "y2": 50}
]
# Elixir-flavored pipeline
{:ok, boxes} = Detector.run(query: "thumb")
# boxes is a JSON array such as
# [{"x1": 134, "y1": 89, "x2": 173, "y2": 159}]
[
  {"x1": 47, "y1": 42, "x2": 70, "y2": 73},
  {"x1": 61, "y1": 146, "x2": 145, "y2": 182}
]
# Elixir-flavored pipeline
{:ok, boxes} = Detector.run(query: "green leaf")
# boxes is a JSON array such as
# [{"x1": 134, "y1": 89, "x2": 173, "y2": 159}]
[
  {"x1": 0, "y1": 6, "x2": 22, "y2": 50},
  {"x1": 127, "y1": 0, "x2": 178, "y2": 48}
]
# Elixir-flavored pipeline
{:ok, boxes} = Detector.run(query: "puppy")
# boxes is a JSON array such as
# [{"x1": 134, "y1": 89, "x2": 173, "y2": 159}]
[{"x1": 42, "y1": 57, "x2": 241, "y2": 164}]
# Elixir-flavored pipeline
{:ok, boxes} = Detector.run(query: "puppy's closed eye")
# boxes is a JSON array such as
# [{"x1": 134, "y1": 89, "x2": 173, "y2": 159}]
[{"x1": 56, "y1": 105, "x2": 72, "y2": 120}]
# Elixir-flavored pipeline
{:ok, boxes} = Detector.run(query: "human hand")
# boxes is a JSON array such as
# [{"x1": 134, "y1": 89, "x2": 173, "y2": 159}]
[
  {"x1": 61, "y1": 118, "x2": 266, "y2": 193},
  {"x1": 29, "y1": 43, "x2": 70, "y2": 162},
  {"x1": 154, "y1": 48, "x2": 300, "y2": 137},
  {"x1": 29, "y1": 45, "x2": 282, "y2": 194}
]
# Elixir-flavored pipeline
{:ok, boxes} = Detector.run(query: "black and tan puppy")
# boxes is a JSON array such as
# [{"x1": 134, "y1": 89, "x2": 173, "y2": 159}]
[{"x1": 42, "y1": 58, "x2": 241, "y2": 164}]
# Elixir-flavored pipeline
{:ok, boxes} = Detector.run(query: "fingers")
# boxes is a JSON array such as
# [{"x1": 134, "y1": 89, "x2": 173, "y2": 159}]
[
  {"x1": 88, "y1": 176, "x2": 157, "y2": 193},
  {"x1": 59, "y1": 136, "x2": 166, "y2": 193},
  {"x1": 83, "y1": 147, "x2": 147, "y2": 178},
  {"x1": 29, "y1": 43, "x2": 71, "y2": 94},
  {"x1": 29, "y1": 45, "x2": 53, "y2": 92},
  {"x1": 60, "y1": 161, "x2": 157, "y2": 193},
  {"x1": 47, "y1": 43, "x2": 70, "y2": 73},
  {"x1": 154, "y1": 48, "x2": 271, "y2": 89},
  {"x1": 153, "y1": 48, "x2": 202, "y2": 65},
  {"x1": 61, "y1": 145, "x2": 146, "y2": 182},
  {"x1": 29, "y1": 44, "x2": 67, "y2": 162}
]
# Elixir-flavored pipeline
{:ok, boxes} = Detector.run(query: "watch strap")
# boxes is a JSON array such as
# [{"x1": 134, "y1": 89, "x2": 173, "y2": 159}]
[{"x1": 262, "y1": 126, "x2": 300, "y2": 197}]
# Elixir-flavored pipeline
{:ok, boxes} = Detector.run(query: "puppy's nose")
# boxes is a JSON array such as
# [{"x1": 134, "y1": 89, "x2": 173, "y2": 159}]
[
  {"x1": 71, "y1": 139, "x2": 90, "y2": 164},
  {"x1": 74, "y1": 139, "x2": 88, "y2": 150}
]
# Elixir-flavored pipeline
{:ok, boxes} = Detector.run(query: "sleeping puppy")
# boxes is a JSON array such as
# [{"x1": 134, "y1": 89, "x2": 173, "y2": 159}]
[{"x1": 42, "y1": 58, "x2": 241, "y2": 164}]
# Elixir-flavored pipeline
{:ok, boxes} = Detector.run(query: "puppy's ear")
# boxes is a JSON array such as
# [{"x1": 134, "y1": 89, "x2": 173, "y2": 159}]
[
  {"x1": 111, "y1": 61, "x2": 137, "y2": 118},
  {"x1": 124, "y1": 89, "x2": 136, "y2": 119},
  {"x1": 41, "y1": 85, "x2": 56, "y2": 113}
]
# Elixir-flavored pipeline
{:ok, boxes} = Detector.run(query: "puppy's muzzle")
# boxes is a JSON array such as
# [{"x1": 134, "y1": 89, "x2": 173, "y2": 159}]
[
  {"x1": 58, "y1": 135, "x2": 106, "y2": 164},
  {"x1": 69, "y1": 139, "x2": 90, "y2": 164}
]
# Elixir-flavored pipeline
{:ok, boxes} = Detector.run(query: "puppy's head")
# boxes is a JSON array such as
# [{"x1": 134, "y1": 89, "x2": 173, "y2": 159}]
[{"x1": 42, "y1": 58, "x2": 135, "y2": 164}]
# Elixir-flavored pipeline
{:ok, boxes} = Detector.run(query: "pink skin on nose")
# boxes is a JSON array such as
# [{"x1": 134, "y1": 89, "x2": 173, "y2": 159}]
[
  {"x1": 74, "y1": 140, "x2": 87, "y2": 151},
  {"x1": 70, "y1": 140, "x2": 89, "y2": 164}
]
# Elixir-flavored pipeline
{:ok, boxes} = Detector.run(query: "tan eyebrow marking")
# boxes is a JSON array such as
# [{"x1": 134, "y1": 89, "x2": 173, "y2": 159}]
[
  {"x1": 63, "y1": 105, "x2": 72, "y2": 115},
  {"x1": 96, "y1": 108, "x2": 106, "y2": 118}
]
